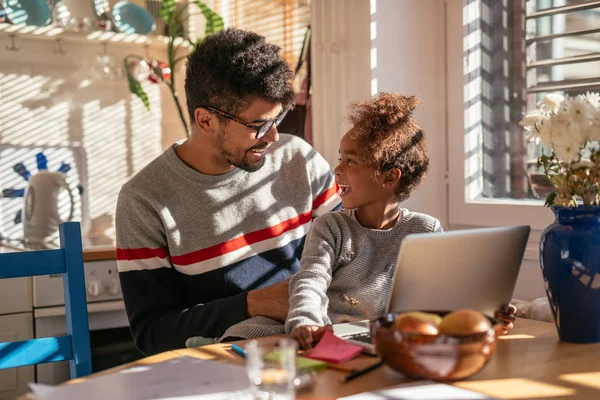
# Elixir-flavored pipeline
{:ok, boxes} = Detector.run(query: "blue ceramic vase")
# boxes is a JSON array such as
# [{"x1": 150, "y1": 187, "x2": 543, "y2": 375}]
[{"x1": 540, "y1": 206, "x2": 600, "y2": 343}]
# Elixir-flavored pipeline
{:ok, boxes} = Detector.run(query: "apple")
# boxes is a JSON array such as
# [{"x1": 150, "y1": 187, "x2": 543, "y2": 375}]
[
  {"x1": 393, "y1": 312, "x2": 442, "y2": 335},
  {"x1": 438, "y1": 309, "x2": 491, "y2": 336}
]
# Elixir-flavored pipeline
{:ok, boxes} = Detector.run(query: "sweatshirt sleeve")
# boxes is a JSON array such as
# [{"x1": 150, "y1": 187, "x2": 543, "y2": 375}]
[
  {"x1": 285, "y1": 216, "x2": 338, "y2": 333},
  {"x1": 116, "y1": 191, "x2": 248, "y2": 355}
]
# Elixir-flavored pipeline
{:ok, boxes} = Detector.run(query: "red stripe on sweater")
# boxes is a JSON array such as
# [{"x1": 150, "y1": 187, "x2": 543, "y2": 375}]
[
  {"x1": 312, "y1": 183, "x2": 339, "y2": 210},
  {"x1": 169, "y1": 211, "x2": 313, "y2": 266},
  {"x1": 116, "y1": 247, "x2": 169, "y2": 261}
]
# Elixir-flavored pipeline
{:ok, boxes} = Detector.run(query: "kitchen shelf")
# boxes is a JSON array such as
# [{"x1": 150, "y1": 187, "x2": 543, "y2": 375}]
[{"x1": 0, "y1": 22, "x2": 190, "y2": 50}]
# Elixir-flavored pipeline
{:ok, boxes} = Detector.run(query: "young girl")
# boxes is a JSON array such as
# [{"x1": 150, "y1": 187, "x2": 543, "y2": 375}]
[
  {"x1": 284, "y1": 93, "x2": 443, "y2": 348},
  {"x1": 208, "y1": 93, "x2": 514, "y2": 346}
]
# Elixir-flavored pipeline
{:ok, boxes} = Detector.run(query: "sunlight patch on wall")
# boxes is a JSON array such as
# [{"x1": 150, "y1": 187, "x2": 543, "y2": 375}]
[
  {"x1": 82, "y1": 98, "x2": 127, "y2": 237},
  {"x1": 130, "y1": 83, "x2": 162, "y2": 173},
  {"x1": 0, "y1": 72, "x2": 70, "y2": 145}
]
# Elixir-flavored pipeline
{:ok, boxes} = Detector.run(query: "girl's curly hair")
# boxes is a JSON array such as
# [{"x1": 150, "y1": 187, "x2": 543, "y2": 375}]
[{"x1": 348, "y1": 92, "x2": 429, "y2": 202}]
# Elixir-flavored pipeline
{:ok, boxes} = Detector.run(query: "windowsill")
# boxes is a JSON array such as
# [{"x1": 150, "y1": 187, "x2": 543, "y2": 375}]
[{"x1": 466, "y1": 198, "x2": 545, "y2": 207}]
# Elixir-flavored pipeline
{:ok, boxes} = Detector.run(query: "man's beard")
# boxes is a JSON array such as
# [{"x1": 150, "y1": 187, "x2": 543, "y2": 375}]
[{"x1": 216, "y1": 130, "x2": 267, "y2": 172}]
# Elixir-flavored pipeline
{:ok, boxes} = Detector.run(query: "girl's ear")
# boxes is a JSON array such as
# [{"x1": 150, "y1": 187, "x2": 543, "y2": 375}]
[{"x1": 383, "y1": 168, "x2": 401, "y2": 188}]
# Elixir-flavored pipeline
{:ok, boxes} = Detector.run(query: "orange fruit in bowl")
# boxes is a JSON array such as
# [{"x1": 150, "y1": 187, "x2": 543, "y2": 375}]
[
  {"x1": 438, "y1": 309, "x2": 491, "y2": 336},
  {"x1": 393, "y1": 311, "x2": 442, "y2": 335}
]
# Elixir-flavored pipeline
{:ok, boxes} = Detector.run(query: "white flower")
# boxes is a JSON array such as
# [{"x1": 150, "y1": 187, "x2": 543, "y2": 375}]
[
  {"x1": 538, "y1": 119, "x2": 553, "y2": 147},
  {"x1": 568, "y1": 98, "x2": 592, "y2": 122},
  {"x1": 538, "y1": 93, "x2": 565, "y2": 113},
  {"x1": 520, "y1": 111, "x2": 544, "y2": 131},
  {"x1": 554, "y1": 143, "x2": 580, "y2": 163},
  {"x1": 589, "y1": 124, "x2": 600, "y2": 141},
  {"x1": 549, "y1": 110, "x2": 572, "y2": 144},
  {"x1": 588, "y1": 109, "x2": 600, "y2": 140},
  {"x1": 585, "y1": 92, "x2": 600, "y2": 108}
]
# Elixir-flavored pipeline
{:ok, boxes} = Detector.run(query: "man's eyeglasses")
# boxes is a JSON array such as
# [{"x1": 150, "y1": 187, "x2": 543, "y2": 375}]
[{"x1": 200, "y1": 105, "x2": 289, "y2": 139}]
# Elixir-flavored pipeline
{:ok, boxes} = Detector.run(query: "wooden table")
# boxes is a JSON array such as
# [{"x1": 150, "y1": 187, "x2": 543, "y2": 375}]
[
  {"x1": 20, "y1": 318, "x2": 600, "y2": 399},
  {"x1": 0, "y1": 242, "x2": 115, "y2": 261}
]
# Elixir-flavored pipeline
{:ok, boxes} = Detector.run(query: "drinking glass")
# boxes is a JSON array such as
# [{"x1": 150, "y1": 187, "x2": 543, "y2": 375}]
[{"x1": 245, "y1": 338, "x2": 297, "y2": 400}]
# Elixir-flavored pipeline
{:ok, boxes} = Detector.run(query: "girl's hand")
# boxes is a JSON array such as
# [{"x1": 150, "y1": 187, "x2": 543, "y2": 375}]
[
  {"x1": 494, "y1": 303, "x2": 517, "y2": 335},
  {"x1": 291, "y1": 325, "x2": 332, "y2": 350}
]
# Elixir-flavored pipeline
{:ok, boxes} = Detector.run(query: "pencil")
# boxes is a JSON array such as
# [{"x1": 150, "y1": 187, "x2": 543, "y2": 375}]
[
  {"x1": 231, "y1": 344, "x2": 246, "y2": 358},
  {"x1": 342, "y1": 361, "x2": 384, "y2": 382}
]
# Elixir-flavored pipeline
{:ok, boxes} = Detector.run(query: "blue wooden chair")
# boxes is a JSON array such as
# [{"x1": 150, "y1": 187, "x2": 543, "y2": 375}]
[{"x1": 0, "y1": 222, "x2": 92, "y2": 379}]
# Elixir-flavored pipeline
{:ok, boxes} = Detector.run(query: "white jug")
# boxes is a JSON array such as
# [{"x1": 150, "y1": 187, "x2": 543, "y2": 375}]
[{"x1": 23, "y1": 171, "x2": 76, "y2": 246}]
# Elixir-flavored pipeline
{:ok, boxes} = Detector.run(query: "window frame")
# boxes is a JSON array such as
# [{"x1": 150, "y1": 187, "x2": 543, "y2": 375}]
[{"x1": 446, "y1": 0, "x2": 556, "y2": 231}]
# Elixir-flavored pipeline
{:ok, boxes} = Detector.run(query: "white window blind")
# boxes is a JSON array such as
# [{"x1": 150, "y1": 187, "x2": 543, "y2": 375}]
[
  {"x1": 526, "y1": 0, "x2": 600, "y2": 96},
  {"x1": 214, "y1": 0, "x2": 310, "y2": 76},
  {"x1": 460, "y1": 0, "x2": 600, "y2": 201}
]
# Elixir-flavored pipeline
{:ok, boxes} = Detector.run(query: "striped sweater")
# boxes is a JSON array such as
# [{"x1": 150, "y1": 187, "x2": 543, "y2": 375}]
[
  {"x1": 219, "y1": 208, "x2": 442, "y2": 340},
  {"x1": 116, "y1": 134, "x2": 340, "y2": 355}
]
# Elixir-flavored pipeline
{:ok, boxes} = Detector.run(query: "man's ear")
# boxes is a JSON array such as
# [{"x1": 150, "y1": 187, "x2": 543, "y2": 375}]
[
  {"x1": 194, "y1": 108, "x2": 219, "y2": 135},
  {"x1": 383, "y1": 168, "x2": 401, "y2": 188}
]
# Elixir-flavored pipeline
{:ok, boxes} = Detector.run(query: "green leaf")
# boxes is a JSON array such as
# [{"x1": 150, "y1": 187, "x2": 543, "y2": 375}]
[
  {"x1": 194, "y1": 1, "x2": 225, "y2": 36},
  {"x1": 545, "y1": 191, "x2": 557, "y2": 207},
  {"x1": 161, "y1": 0, "x2": 177, "y2": 22},
  {"x1": 126, "y1": 71, "x2": 150, "y2": 111},
  {"x1": 170, "y1": 18, "x2": 184, "y2": 38}
]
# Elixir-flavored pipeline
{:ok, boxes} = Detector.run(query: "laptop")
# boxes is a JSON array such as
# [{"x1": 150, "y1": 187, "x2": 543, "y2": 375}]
[{"x1": 334, "y1": 225, "x2": 531, "y2": 354}]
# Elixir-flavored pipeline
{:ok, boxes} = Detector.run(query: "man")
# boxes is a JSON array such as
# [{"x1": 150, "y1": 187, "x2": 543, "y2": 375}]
[{"x1": 116, "y1": 28, "x2": 341, "y2": 355}]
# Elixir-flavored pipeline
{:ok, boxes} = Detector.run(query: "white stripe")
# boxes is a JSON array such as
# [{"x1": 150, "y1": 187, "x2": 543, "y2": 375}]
[
  {"x1": 117, "y1": 256, "x2": 171, "y2": 272},
  {"x1": 174, "y1": 221, "x2": 312, "y2": 275},
  {"x1": 313, "y1": 192, "x2": 342, "y2": 217}
]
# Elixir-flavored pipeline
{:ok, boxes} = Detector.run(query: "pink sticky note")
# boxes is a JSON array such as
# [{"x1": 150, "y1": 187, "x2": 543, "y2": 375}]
[{"x1": 304, "y1": 330, "x2": 363, "y2": 364}]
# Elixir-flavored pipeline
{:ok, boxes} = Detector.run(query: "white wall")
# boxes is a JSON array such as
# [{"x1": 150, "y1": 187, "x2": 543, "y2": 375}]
[
  {"x1": 0, "y1": 33, "x2": 187, "y2": 240},
  {"x1": 372, "y1": 0, "x2": 448, "y2": 228},
  {"x1": 367, "y1": 0, "x2": 544, "y2": 301},
  {"x1": 311, "y1": 0, "x2": 372, "y2": 168}
]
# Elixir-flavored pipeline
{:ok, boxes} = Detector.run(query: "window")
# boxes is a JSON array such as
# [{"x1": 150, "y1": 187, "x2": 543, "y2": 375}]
[
  {"x1": 447, "y1": 0, "x2": 600, "y2": 229},
  {"x1": 214, "y1": 0, "x2": 311, "y2": 90}
]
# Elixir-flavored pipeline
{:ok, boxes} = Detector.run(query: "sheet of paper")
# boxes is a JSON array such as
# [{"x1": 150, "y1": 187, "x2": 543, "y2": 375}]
[
  {"x1": 28, "y1": 383, "x2": 55, "y2": 399},
  {"x1": 339, "y1": 380, "x2": 497, "y2": 400},
  {"x1": 264, "y1": 351, "x2": 328, "y2": 371},
  {"x1": 304, "y1": 330, "x2": 362, "y2": 364},
  {"x1": 30, "y1": 356, "x2": 253, "y2": 400}
]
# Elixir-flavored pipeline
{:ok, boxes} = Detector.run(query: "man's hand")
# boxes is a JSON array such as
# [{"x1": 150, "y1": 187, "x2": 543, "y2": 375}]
[
  {"x1": 291, "y1": 325, "x2": 332, "y2": 350},
  {"x1": 246, "y1": 279, "x2": 290, "y2": 322},
  {"x1": 494, "y1": 303, "x2": 517, "y2": 335}
]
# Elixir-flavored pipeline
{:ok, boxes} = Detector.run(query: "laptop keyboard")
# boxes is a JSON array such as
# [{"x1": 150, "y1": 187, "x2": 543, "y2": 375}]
[{"x1": 346, "y1": 332, "x2": 372, "y2": 344}]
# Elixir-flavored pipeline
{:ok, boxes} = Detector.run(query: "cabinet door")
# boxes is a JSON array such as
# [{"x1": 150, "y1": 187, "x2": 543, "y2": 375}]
[
  {"x1": 0, "y1": 313, "x2": 34, "y2": 400},
  {"x1": 0, "y1": 277, "x2": 32, "y2": 314}
]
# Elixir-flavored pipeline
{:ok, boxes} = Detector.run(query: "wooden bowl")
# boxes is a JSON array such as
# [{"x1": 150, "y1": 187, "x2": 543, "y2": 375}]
[{"x1": 371, "y1": 311, "x2": 504, "y2": 381}]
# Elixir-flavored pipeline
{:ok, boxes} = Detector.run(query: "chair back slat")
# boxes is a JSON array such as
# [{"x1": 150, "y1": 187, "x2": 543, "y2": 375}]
[
  {"x1": 0, "y1": 336, "x2": 74, "y2": 369},
  {"x1": 60, "y1": 222, "x2": 93, "y2": 378},
  {"x1": 0, "y1": 222, "x2": 92, "y2": 379},
  {"x1": 0, "y1": 249, "x2": 65, "y2": 278}
]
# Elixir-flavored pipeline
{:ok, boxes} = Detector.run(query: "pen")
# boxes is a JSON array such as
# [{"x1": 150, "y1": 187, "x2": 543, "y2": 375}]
[
  {"x1": 342, "y1": 361, "x2": 384, "y2": 382},
  {"x1": 230, "y1": 344, "x2": 246, "y2": 358}
]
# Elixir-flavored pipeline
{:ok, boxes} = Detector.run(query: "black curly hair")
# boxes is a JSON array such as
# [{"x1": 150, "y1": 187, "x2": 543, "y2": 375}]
[
  {"x1": 184, "y1": 28, "x2": 295, "y2": 122},
  {"x1": 348, "y1": 93, "x2": 429, "y2": 202}
]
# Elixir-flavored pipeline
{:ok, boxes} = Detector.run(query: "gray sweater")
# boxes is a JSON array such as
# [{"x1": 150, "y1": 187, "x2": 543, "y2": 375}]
[
  {"x1": 116, "y1": 134, "x2": 340, "y2": 354},
  {"x1": 285, "y1": 208, "x2": 442, "y2": 333},
  {"x1": 219, "y1": 208, "x2": 441, "y2": 340}
]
